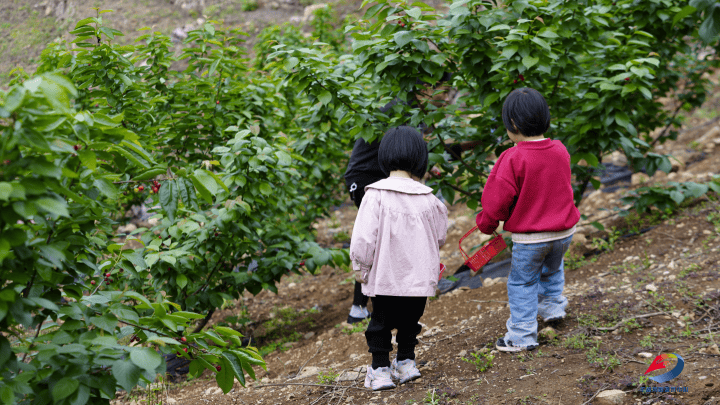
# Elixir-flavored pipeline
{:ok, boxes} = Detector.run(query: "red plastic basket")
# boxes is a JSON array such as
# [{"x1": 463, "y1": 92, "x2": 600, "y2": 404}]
[
  {"x1": 458, "y1": 225, "x2": 507, "y2": 272},
  {"x1": 439, "y1": 263, "x2": 446, "y2": 281}
]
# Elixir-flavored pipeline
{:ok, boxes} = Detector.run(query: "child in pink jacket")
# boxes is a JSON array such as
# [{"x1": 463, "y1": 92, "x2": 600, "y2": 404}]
[{"x1": 350, "y1": 126, "x2": 449, "y2": 391}]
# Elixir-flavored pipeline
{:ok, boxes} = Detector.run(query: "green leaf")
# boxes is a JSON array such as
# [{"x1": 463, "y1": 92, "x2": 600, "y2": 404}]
[
  {"x1": 130, "y1": 347, "x2": 162, "y2": 371},
  {"x1": 34, "y1": 198, "x2": 69, "y2": 217},
  {"x1": 406, "y1": 7, "x2": 422, "y2": 19},
  {"x1": 193, "y1": 169, "x2": 218, "y2": 196},
  {"x1": 222, "y1": 352, "x2": 247, "y2": 387},
  {"x1": 1, "y1": 384, "x2": 14, "y2": 404},
  {"x1": 112, "y1": 360, "x2": 142, "y2": 392},
  {"x1": 488, "y1": 24, "x2": 511, "y2": 32},
  {"x1": 190, "y1": 174, "x2": 213, "y2": 204},
  {"x1": 669, "y1": 190, "x2": 684, "y2": 204},
  {"x1": 614, "y1": 111, "x2": 630, "y2": 130},
  {"x1": 0, "y1": 183, "x2": 10, "y2": 201},
  {"x1": 522, "y1": 55, "x2": 539, "y2": 69},
  {"x1": 530, "y1": 37, "x2": 551, "y2": 51},
  {"x1": 52, "y1": 378, "x2": 79, "y2": 402},
  {"x1": 317, "y1": 90, "x2": 332, "y2": 106},
  {"x1": 393, "y1": 31, "x2": 413, "y2": 48},
  {"x1": 3, "y1": 86, "x2": 26, "y2": 112},
  {"x1": 275, "y1": 150, "x2": 292, "y2": 166},
  {"x1": 699, "y1": 4, "x2": 720, "y2": 44},
  {"x1": 216, "y1": 356, "x2": 235, "y2": 393},
  {"x1": 90, "y1": 314, "x2": 118, "y2": 333},
  {"x1": 673, "y1": 5, "x2": 696, "y2": 26},
  {"x1": 78, "y1": 149, "x2": 96, "y2": 170},
  {"x1": 93, "y1": 178, "x2": 119, "y2": 200},
  {"x1": 177, "y1": 274, "x2": 188, "y2": 289},
  {"x1": 134, "y1": 168, "x2": 165, "y2": 181},
  {"x1": 202, "y1": 169, "x2": 230, "y2": 193},
  {"x1": 111, "y1": 145, "x2": 150, "y2": 169},
  {"x1": 159, "y1": 179, "x2": 178, "y2": 223},
  {"x1": 259, "y1": 183, "x2": 272, "y2": 196},
  {"x1": 284, "y1": 57, "x2": 300, "y2": 70}
]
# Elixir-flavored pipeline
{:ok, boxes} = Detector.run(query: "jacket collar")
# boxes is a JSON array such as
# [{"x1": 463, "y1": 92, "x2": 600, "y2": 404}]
[{"x1": 365, "y1": 176, "x2": 434, "y2": 195}]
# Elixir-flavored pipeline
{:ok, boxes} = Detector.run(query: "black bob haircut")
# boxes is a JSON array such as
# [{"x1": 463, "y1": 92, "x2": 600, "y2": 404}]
[
  {"x1": 501, "y1": 87, "x2": 551, "y2": 137},
  {"x1": 378, "y1": 126, "x2": 428, "y2": 179}
]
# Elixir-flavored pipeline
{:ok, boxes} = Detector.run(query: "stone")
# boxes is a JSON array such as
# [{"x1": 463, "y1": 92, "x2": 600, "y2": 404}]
[
  {"x1": 288, "y1": 282, "x2": 296, "y2": 288},
  {"x1": 283, "y1": 342, "x2": 295, "y2": 348},
  {"x1": 458, "y1": 350, "x2": 467, "y2": 358},
  {"x1": 166, "y1": 399, "x2": 178, "y2": 404},
  {"x1": 631, "y1": 172, "x2": 649, "y2": 186},
  {"x1": 670, "y1": 155, "x2": 685, "y2": 172},
  {"x1": 269, "y1": 1, "x2": 279, "y2": 9},
  {"x1": 572, "y1": 233, "x2": 587, "y2": 246},
  {"x1": 645, "y1": 283, "x2": 658, "y2": 292},
  {"x1": 336, "y1": 370, "x2": 363, "y2": 382},
  {"x1": 295, "y1": 366, "x2": 320, "y2": 379},
  {"x1": 303, "y1": 3, "x2": 329, "y2": 21},
  {"x1": 118, "y1": 223, "x2": 137, "y2": 234},
  {"x1": 698, "y1": 126, "x2": 720, "y2": 144},
  {"x1": 483, "y1": 278, "x2": 496, "y2": 287},
  {"x1": 637, "y1": 352, "x2": 652, "y2": 358},
  {"x1": 204, "y1": 387, "x2": 223, "y2": 396},
  {"x1": 539, "y1": 326, "x2": 558, "y2": 341},
  {"x1": 708, "y1": 344, "x2": 720, "y2": 355},
  {"x1": 594, "y1": 389, "x2": 626, "y2": 404},
  {"x1": 304, "y1": 331, "x2": 315, "y2": 340}
]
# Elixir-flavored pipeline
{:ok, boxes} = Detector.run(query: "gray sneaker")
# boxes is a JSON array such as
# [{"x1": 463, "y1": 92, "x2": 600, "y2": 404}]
[
  {"x1": 391, "y1": 358, "x2": 421, "y2": 384},
  {"x1": 364, "y1": 365, "x2": 396, "y2": 391}
]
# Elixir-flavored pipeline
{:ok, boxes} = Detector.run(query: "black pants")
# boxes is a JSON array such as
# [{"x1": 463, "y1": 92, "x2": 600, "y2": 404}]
[
  {"x1": 365, "y1": 295, "x2": 427, "y2": 368},
  {"x1": 347, "y1": 175, "x2": 382, "y2": 308}
]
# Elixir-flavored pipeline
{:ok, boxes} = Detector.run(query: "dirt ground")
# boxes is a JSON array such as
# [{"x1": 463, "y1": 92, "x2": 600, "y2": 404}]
[{"x1": 106, "y1": 72, "x2": 720, "y2": 405}]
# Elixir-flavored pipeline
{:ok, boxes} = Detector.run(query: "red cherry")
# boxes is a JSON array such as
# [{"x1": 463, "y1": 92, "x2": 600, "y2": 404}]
[
  {"x1": 519, "y1": 74, "x2": 525, "y2": 81},
  {"x1": 74, "y1": 145, "x2": 80, "y2": 151},
  {"x1": 399, "y1": 22, "x2": 405, "y2": 27},
  {"x1": 215, "y1": 232, "x2": 219, "y2": 237},
  {"x1": 216, "y1": 100, "x2": 220, "y2": 104},
  {"x1": 514, "y1": 79, "x2": 517, "y2": 84},
  {"x1": 107, "y1": 279, "x2": 112, "y2": 283},
  {"x1": 105, "y1": 273, "x2": 111, "y2": 277},
  {"x1": 2, "y1": 160, "x2": 10, "y2": 165},
  {"x1": 138, "y1": 185, "x2": 144, "y2": 191},
  {"x1": 183, "y1": 347, "x2": 188, "y2": 352},
  {"x1": 119, "y1": 269, "x2": 124, "y2": 273},
  {"x1": 90, "y1": 280, "x2": 96, "y2": 285},
  {"x1": 625, "y1": 77, "x2": 630, "y2": 81},
  {"x1": 216, "y1": 366, "x2": 221, "y2": 371},
  {"x1": 299, "y1": 261, "x2": 305, "y2": 267},
  {"x1": 181, "y1": 337, "x2": 187, "y2": 342}
]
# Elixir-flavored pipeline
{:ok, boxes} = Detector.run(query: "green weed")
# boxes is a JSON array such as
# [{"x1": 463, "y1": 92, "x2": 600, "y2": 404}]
[
  {"x1": 461, "y1": 351, "x2": 495, "y2": 372},
  {"x1": 639, "y1": 335, "x2": 654, "y2": 348},
  {"x1": 317, "y1": 368, "x2": 339, "y2": 384}
]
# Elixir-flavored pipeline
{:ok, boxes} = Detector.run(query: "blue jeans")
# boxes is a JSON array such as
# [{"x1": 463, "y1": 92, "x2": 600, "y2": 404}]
[{"x1": 503, "y1": 235, "x2": 573, "y2": 347}]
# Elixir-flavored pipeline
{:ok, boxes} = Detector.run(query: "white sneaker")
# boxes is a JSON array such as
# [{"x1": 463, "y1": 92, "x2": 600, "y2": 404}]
[
  {"x1": 364, "y1": 365, "x2": 396, "y2": 391},
  {"x1": 390, "y1": 358, "x2": 421, "y2": 384}
]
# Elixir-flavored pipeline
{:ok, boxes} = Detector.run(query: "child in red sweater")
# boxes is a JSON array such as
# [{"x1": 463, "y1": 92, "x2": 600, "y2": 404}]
[{"x1": 476, "y1": 87, "x2": 580, "y2": 352}]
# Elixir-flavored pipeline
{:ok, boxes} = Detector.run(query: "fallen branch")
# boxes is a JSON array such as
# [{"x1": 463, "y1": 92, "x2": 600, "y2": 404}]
[
  {"x1": 254, "y1": 383, "x2": 370, "y2": 392},
  {"x1": 592, "y1": 312, "x2": 665, "y2": 331},
  {"x1": 291, "y1": 340, "x2": 323, "y2": 380},
  {"x1": 581, "y1": 383, "x2": 609, "y2": 405}
]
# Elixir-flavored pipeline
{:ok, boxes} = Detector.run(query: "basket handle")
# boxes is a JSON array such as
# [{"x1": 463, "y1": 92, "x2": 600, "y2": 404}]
[{"x1": 458, "y1": 225, "x2": 500, "y2": 261}]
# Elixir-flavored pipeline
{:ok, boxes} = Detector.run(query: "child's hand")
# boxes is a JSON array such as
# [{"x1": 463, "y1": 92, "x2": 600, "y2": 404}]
[{"x1": 354, "y1": 270, "x2": 368, "y2": 284}]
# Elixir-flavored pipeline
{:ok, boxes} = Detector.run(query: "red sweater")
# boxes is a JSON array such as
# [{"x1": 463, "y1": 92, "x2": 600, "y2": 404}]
[{"x1": 476, "y1": 139, "x2": 580, "y2": 235}]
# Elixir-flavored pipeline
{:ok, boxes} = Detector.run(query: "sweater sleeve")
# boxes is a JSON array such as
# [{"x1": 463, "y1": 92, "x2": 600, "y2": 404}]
[
  {"x1": 476, "y1": 155, "x2": 519, "y2": 235},
  {"x1": 350, "y1": 189, "x2": 381, "y2": 274},
  {"x1": 435, "y1": 200, "x2": 449, "y2": 247}
]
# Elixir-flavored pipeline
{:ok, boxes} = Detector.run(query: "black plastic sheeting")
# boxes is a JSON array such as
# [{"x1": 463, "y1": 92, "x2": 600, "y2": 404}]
[{"x1": 437, "y1": 258, "x2": 512, "y2": 294}]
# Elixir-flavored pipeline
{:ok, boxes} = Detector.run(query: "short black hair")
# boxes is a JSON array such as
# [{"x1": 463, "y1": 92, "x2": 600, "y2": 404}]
[
  {"x1": 378, "y1": 126, "x2": 428, "y2": 179},
  {"x1": 501, "y1": 87, "x2": 551, "y2": 137}
]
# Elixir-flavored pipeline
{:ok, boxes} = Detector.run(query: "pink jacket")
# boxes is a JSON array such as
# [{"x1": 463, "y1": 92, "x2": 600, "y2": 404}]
[{"x1": 350, "y1": 177, "x2": 449, "y2": 297}]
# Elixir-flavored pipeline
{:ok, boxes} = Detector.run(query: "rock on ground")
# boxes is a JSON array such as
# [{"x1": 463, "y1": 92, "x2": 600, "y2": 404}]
[{"x1": 595, "y1": 389, "x2": 626, "y2": 405}]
